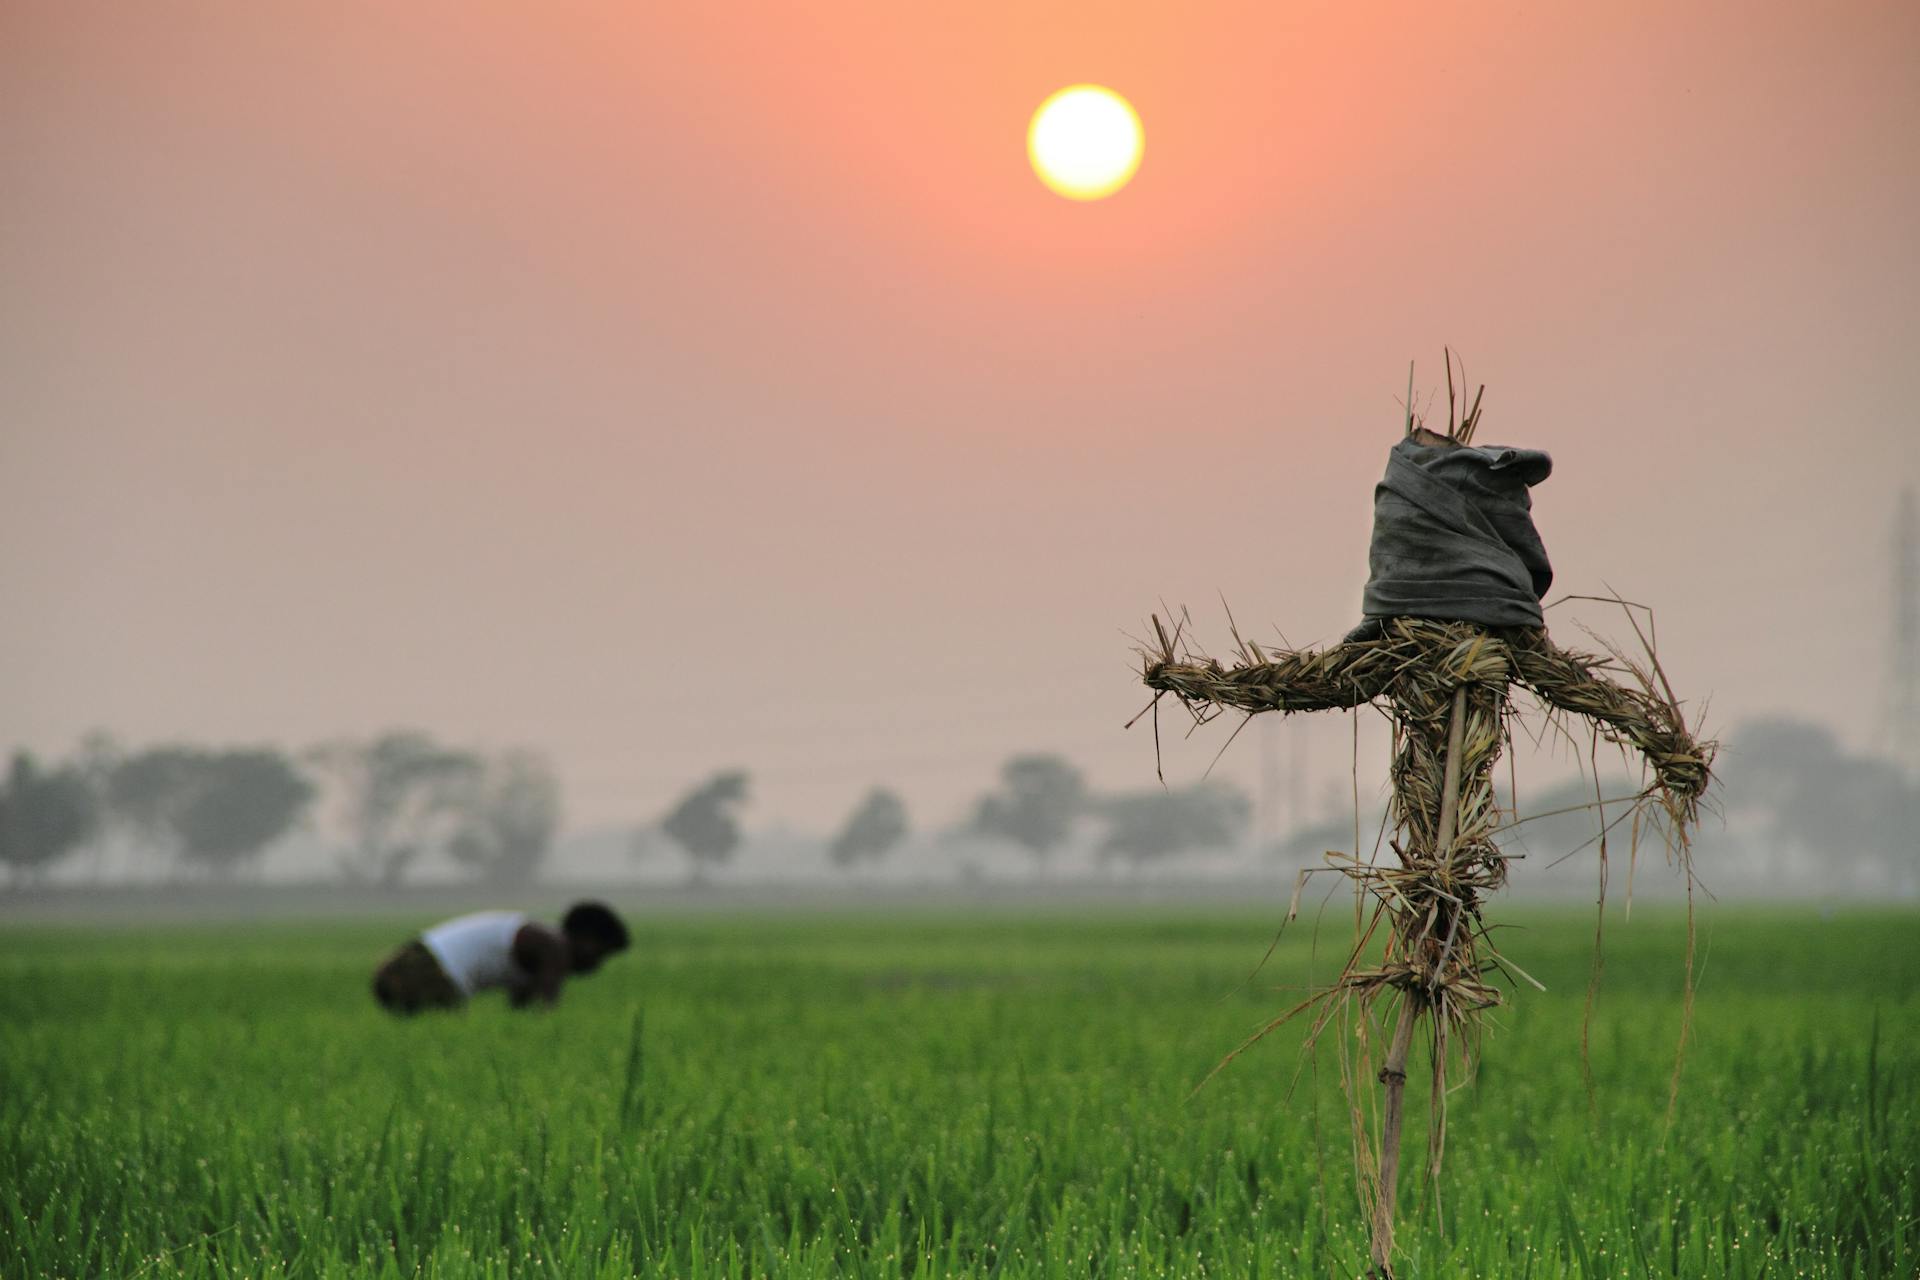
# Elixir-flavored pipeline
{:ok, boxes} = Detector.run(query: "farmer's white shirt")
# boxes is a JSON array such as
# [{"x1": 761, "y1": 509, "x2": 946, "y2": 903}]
[{"x1": 420, "y1": 911, "x2": 529, "y2": 995}]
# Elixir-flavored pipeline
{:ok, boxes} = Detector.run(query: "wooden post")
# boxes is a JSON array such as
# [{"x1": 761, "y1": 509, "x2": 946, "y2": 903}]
[
  {"x1": 1371, "y1": 995, "x2": 1419, "y2": 1276},
  {"x1": 1370, "y1": 685, "x2": 1469, "y2": 1278}
]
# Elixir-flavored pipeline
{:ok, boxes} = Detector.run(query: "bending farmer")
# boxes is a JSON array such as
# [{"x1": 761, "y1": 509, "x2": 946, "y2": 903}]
[{"x1": 371, "y1": 901, "x2": 630, "y2": 1013}]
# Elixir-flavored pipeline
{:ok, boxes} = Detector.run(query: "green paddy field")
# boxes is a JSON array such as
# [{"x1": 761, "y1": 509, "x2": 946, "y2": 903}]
[{"x1": 2, "y1": 906, "x2": 1914, "y2": 1278}]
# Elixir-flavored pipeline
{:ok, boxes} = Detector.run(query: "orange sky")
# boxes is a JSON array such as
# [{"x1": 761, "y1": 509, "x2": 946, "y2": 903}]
[{"x1": 4, "y1": 1, "x2": 1917, "y2": 834}]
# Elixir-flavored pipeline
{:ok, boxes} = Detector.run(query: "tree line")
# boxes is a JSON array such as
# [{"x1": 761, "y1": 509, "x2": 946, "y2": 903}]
[
  {"x1": 8, "y1": 715, "x2": 1907, "y2": 892},
  {"x1": 636, "y1": 755, "x2": 1253, "y2": 883},
  {"x1": 1493, "y1": 717, "x2": 1919, "y2": 897},
  {"x1": 0, "y1": 735, "x2": 1255, "y2": 888},
  {"x1": 0, "y1": 732, "x2": 564, "y2": 888}
]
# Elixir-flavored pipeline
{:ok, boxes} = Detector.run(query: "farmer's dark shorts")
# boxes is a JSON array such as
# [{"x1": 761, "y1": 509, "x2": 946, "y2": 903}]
[{"x1": 371, "y1": 939, "x2": 463, "y2": 1015}]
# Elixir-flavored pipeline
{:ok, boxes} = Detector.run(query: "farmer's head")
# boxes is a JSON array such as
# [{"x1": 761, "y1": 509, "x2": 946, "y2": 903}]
[{"x1": 561, "y1": 901, "x2": 630, "y2": 973}]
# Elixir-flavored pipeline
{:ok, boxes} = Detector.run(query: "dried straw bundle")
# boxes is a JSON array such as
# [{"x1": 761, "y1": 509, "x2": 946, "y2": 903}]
[{"x1": 1140, "y1": 610, "x2": 1713, "y2": 1276}]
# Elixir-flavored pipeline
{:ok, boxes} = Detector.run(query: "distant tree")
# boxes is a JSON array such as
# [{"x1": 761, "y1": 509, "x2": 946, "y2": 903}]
[
  {"x1": 1096, "y1": 782, "x2": 1250, "y2": 870},
  {"x1": 447, "y1": 751, "x2": 562, "y2": 885},
  {"x1": 310, "y1": 731, "x2": 483, "y2": 887},
  {"x1": 1495, "y1": 774, "x2": 1642, "y2": 863},
  {"x1": 0, "y1": 752, "x2": 101, "y2": 886},
  {"x1": 828, "y1": 788, "x2": 909, "y2": 870},
  {"x1": 72, "y1": 731, "x2": 122, "y2": 881},
  {"x1": 174, "y1": 750, "x2": 313, "y2": 875},
  {"x1": 658, "y1": 770, "x2": 750, "y2": 882},
  {"x1": 1272, "y1": 815, "x2": 1372, "y2": 868},
  {"x1": 103, "y1": 746, "x2": 314, "y2": 877},
  {"x1": 967, "y1": 755, "x2": 1086, "y2": 871},
  {"x1": 1719, "y1": 717, "x2": 1836, "y2": 839},
  {"x1": 106, "y1": 745, "x2": 202, "y2": 858},
  {"x1": 1719, "y1": 717, "x2": 1918, "y2": 893}
]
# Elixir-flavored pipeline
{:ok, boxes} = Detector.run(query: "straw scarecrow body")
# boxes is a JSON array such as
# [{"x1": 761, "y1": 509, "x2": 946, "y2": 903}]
[{"x1": 1140, "y1": 421, "x2": 1712, "y2": 1278}]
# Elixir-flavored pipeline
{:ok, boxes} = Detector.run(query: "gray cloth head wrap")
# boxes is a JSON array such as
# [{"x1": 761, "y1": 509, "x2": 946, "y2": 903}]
[{"x1": 1354, "y1": 436, "x2": 1554, "y2": 632}]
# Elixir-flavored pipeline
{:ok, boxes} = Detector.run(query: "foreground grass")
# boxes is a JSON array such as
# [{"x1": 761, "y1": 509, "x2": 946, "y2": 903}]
[{"x1": 1, "y1": 905, "x2": 1914, "y2": 1278}]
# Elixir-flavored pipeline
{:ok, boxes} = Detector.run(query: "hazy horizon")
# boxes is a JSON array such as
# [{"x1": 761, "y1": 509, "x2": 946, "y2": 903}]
[{"x1": 6, "y1": 1, "x2": 1917, "y2": 833}]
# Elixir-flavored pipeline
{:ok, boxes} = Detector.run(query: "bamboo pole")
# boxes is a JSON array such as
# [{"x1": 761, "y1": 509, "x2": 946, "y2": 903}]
[
  {"x1": 1433, "y1": 688, "x2": 1469, "y2": 856},
  {"x1": 1370, "y1": 684, "x2": 1469, "y2": 1278},
  {"x1": 1371, "y1": 996, "x2": 1419, "y2": 1276}
]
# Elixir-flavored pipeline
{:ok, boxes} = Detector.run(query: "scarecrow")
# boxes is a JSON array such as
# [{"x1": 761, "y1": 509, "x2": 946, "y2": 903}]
[{"x1": 1138, "y1": 384, "x2": 1712, "y2": 1278}]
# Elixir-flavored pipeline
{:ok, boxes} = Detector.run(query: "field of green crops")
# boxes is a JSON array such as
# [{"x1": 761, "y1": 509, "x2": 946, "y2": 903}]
[{"x1": 2, "y1": 905, "x2": 1914, "y2": 1278}]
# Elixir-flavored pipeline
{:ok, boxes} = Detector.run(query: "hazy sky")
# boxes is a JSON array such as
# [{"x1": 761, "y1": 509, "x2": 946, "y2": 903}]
[{"x1": 5, "y1": 1, "x2": 1917, "y2": 834}]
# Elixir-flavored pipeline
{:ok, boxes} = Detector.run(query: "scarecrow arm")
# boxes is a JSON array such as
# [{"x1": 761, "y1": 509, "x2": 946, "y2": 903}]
[
  {"x1": 1143, "y1": 638, "x2": 1397, "y2": 715},
  {"x1": 1507, "y1": 629, "x2": 1712, "y2": 802}
]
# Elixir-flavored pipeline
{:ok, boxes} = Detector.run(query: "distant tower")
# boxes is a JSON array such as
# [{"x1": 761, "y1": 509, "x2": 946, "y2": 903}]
[{"x1": 1888, "y1": 488, "x2": 1920, "y2": 776}]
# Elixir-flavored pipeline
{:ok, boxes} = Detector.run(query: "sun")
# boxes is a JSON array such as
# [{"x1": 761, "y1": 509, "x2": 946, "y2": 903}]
[{"x1": 1027, "y1": 85, "x2": 1143, "y2": 201}]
